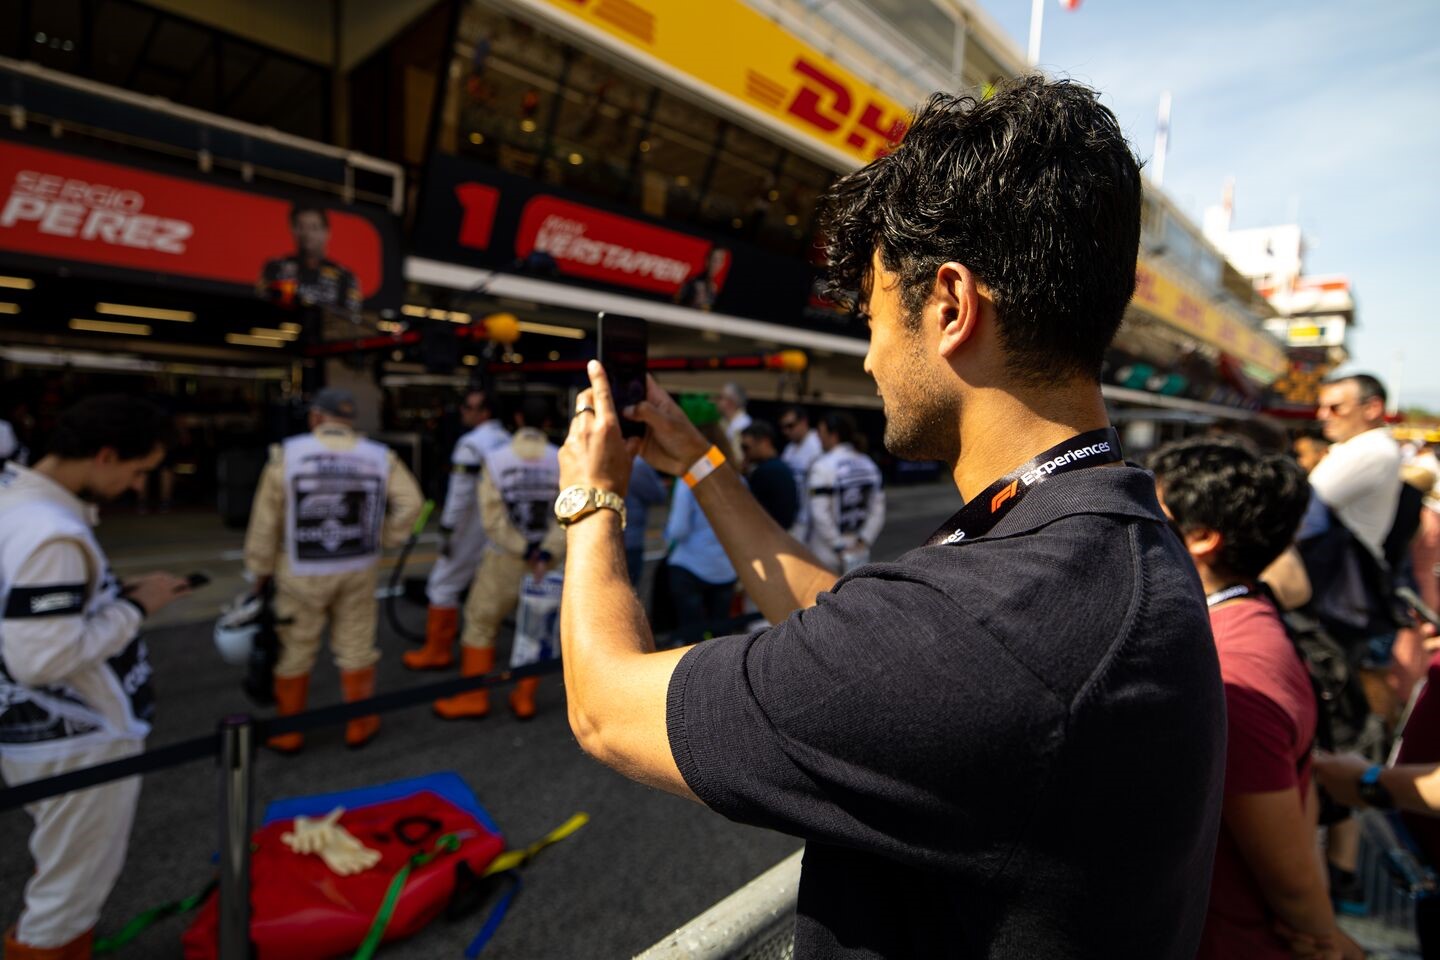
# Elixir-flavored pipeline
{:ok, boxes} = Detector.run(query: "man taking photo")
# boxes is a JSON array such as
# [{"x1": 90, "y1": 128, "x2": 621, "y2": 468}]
[{"x1": 553, "y1": 77, "x2": 1223, "y2": 958}]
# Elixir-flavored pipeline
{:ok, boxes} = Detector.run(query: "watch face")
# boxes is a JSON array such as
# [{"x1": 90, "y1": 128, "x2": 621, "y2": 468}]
[{"x1": 555, "y1": 486, "x2": 591, "y2": 518}]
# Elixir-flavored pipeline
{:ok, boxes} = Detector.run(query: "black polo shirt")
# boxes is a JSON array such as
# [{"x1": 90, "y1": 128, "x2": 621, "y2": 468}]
[{"x1": 666, "y1": 464, "x2": 1225, "y2": 959}]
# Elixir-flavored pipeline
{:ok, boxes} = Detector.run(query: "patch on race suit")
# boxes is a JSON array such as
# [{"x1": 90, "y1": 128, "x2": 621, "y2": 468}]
[{"x1": 3, "y1": 583, "x2": 87, "y2": 619}]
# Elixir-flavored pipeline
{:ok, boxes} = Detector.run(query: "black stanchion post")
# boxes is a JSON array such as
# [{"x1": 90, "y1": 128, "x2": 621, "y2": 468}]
[{"x1": 217, "y1": 714, "x2": 255, "y2": 960}]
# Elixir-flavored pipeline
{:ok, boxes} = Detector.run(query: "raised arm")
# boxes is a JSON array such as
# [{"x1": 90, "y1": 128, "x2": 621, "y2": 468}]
[{"x1": 628, "y1": 374, "x2": 836, "y2": 623}]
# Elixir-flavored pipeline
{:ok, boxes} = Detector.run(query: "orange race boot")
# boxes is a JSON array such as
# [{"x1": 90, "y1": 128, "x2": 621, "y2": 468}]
[
  {"x1": 433, "y1": 646, "x2": 494, "y2": 720},
  {"x1": 403, "y1": 606, "x2": 457, "y2": 671},
  {"x1": 508, "y1": 678, "x2": 540, "y2": 721},
  {"x1": 4, "y1": 924, "x2": 94, "y2": 959},
  {"x1": 265, "y1": 674, "x2": 309, "y2": 754},
  {"x1": 341, "y1": 666, "x2": 380, "y2": 749}
]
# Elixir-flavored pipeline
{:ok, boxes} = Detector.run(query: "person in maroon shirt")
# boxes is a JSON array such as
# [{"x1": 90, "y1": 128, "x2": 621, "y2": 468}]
[{"x1": 1150, "y1": 436, "x2": 1363, "y2": 960}]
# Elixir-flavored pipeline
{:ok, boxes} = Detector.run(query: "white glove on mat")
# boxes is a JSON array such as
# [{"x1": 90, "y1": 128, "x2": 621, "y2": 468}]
[{"x1": 281, "y1": 806, "x2": 383, "y2": 876}]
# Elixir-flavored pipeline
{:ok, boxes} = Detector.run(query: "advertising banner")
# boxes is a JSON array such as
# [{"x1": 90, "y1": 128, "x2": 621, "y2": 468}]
[
  {"x1": 0, "y1": 139, "x2": 401, "y2": 312},
  {"x1": 415, "y1": 154, "x2": 856, "y2": 335},
  {"x1": 1133, "y1": 258, "x2": 1288, "y2": 378},
  {"x1": 518, "y1": 0, "x2": 911, "y2": 167}
]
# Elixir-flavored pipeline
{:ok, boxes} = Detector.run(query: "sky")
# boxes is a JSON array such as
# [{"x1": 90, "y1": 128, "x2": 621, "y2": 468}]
[{"x1": 980, "y1": 0, "x2": 1440, "y2": 410}]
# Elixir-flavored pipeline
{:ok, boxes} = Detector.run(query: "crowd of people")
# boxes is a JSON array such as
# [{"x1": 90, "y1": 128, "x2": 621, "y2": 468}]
[{"x1": 3, "y1": 74, "x2": 1440, "y2": 960}]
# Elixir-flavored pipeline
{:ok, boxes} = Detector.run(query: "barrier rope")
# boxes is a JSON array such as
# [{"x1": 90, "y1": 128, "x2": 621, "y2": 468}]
[{"x1": 0, "y1": 611, "x2": 766, "y2": 812}]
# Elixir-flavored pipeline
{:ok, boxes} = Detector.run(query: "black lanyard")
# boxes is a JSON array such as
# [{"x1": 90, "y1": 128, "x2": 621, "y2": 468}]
[{"x1": 924, "y1": 427, "x2": 1123, "y2": 546}]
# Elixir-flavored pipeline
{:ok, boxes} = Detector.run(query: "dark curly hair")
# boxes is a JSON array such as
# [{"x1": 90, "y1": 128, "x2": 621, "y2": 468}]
[
  {"x1": 1147, "y1": 436, "x2": 1311, "y2": 580},
  {"x1": 46, "y1": 395, "x2": 173, "y2": 461},
  {"x1": 818, "y1": 76, "x2": 1141, "y2": 384}
]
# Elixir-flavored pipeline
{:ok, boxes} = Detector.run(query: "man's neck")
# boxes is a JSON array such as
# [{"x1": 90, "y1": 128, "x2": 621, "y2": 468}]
[
  {"x1": 951, "y1": 379, "x2": 1111, "y2": 502},
  {"x1": 1196, "y1": 565, "x2": 1249, "y2": 598},
  {"x1": 32, "y1": 455, "x2": 86, "y2": 497}
]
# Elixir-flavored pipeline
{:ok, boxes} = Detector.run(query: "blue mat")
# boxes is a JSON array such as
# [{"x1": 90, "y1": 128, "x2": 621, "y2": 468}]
[{"x1": 261, "y1": 771, "x2": 502, "y2": 840}]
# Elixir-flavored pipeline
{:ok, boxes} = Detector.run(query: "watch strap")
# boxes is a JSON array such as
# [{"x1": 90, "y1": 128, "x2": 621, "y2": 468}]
[{"x1": 1358, "y1": 764, "x2": 1394, "y2": 809}]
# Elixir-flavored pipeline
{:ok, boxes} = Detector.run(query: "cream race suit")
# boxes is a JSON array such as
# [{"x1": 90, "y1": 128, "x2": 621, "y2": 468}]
[
  {"x1": 0, "y1": 464, "x2": 152, "y2": 956},
  {"x1": 434, "y1": 427, "x2": 564, "y2": 720},
  {"x1": 243, "y1": 424, "x2": 421, "y2": 751},
  {"x1": 407, "y1": 419, "x2": 510, "y2": 670}
]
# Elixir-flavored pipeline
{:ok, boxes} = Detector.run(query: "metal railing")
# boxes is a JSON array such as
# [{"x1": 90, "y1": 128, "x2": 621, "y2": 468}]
[
  {"x1": 0, "y1": 56, "x2": 404, "y2": 214},
  {"x1": 635, "y1": 850, "x2": 800, "y2": 960}
]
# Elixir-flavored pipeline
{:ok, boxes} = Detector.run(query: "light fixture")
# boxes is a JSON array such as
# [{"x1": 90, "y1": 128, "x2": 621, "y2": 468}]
[
  {"x1": 731, "y1": 217, "x2": 744, "y2": 228},
  {"x1": 427, "y1": 308, "x2": 448, "y2": 320},
  {"x1": 0, "y1": 302, "x2": 18, "y2": 315},
  {"x1": 0, "y1": 276, "x2": 35, "y2": 290},
  {"x1": 516, "y1": 320, "x2": 586, "y2": 340},
  {"x1": 96, "y1": 303, "x2": 195, "y2": 323},
  {"x1": 568, "y1": 152, "x2": 584, "y2": 166},
  {"x1": 675, "y1": 175, "x2": 690, "y2": 187},
  {"x1": 767, "y1": 189, "x2": 779, "y2": 202},
  {"x1": 784, "y1": 214, "x2": 799, "y2": 226},
  {"x1": 547, "y1": 350, "x2": 560, "y2": 361},
  {"x1": 401, "y1": 304, "x2": 428, "y2": 318},
  {"x1": 510, "y1": 353, "x2": 523, "y2": 363},
  {"x1": 520, "y1": 119, "x2": 537, "y2": 133},
  {"x1": 468, "y1": 132, "x2": 485, "y2": 145},
  {"x1": 462, "y1": 355, "x2": 480, "y2": 367},
  {"x1": 279, "y1": 322, "x2": 303, "y2": 333},
  {"x1": 248, "y1": 327, "x2": 299, "y2": 341},
  {"x1": 447, "y1": 311, "x2": 471, "y2": 324},
  {"x1": 377, "y1": 320, "x2": 405, "y2": 333},
  {"x1": 638, "y1": 140, "x2": 651, "y2": 153},
  {"x1": 70, "y1": 318, "x2": 151, "y2": 336},
  {"x1": 225, "y1": 333, "x2": 283, "y2": 348}
]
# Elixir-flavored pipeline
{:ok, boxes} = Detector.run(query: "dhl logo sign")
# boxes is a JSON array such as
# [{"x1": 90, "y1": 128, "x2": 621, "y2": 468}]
[{"x1": 536, "y1": 0, "x2": 910, "y2": 164}]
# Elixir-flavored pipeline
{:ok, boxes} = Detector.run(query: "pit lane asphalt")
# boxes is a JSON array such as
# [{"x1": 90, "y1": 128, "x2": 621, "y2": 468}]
[{"x1": 0, "y1": 502, "x2": 959, "y2": 959}]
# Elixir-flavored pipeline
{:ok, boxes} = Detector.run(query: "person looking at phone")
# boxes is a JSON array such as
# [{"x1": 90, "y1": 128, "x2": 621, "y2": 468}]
[
  {"x1": 553, "y1": 77, "x2": 1224, "y2": 958},
  {"x1": 0, "y1": 396, "x2": 189, "y2": 959}
]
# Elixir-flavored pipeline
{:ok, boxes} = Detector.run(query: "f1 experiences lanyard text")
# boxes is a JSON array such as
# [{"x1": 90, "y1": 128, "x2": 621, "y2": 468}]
[{"x1": 924, "y1": 427, "x2": 1123, "y2": 546}]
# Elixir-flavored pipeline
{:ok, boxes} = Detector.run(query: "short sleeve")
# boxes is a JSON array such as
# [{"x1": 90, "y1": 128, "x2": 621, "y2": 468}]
[
  {"x1": 665, "y1": 564, "x2": 1066, "y2": 867},
  {"x1": 1222, "y1": 682, "x2": 1303, "y2": 794}
]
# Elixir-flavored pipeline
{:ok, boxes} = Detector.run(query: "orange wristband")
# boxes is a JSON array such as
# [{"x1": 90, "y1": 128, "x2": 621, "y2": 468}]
[{"x1": 682, "y1": 445, "x2": 726, "y2": 489}]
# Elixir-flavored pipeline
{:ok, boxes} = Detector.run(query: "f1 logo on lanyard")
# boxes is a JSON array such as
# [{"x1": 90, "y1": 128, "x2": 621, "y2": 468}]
[{"x1": 925, "y1": 428, "x2": 1123, "y2": 546}]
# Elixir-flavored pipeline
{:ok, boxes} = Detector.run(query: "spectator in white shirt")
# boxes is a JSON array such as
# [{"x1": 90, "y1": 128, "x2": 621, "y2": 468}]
[
  {"x1": 717, "y1": 383, "x2": 751, "y2": 456},
  {"x1": 1309, "y1": 374, "x2": 1402, "y2": 559},
  {"x1": 779, "y1": 406, "x2": 823, "y2": 539}
]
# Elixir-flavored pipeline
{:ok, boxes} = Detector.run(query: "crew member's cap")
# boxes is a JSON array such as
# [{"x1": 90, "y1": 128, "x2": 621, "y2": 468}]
[{"x1": 312, "y1": 387, "x2": 358, "y2": 419}]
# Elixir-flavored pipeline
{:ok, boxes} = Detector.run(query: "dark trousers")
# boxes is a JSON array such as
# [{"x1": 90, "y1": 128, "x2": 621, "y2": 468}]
[{"x1": 667, "y1": 565, "x2": 735, "y2": 634}]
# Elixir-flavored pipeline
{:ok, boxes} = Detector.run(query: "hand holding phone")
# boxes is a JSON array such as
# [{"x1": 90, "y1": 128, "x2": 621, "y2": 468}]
[{"x1": 596, "y1": 312, "x2": 648, "y2": 439}]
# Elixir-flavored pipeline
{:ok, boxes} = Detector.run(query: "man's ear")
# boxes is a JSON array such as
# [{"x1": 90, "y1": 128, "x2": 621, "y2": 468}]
[
  {"x1": 1184, "y1": 527, "x2": 1224, "y2": 566},
  {"x1": 933, "y1": 262, "x2": 981, "y2": 360},
  {"x1": 94, "y1": 447, "x2": 120, "y2": 467}
]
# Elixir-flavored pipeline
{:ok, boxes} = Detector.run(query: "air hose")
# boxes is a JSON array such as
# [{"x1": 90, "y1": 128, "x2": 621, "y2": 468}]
[{"x1": 386, "y1": 499, "x2": 434, "y2": 644}]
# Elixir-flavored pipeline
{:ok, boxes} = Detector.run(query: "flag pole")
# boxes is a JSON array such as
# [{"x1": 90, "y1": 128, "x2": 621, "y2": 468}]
[
  {"x1": 1028, "y1": 0, "x2": 1045, "y2": 66},
  {"x1": 1152, "y1": 91, "x2": 1172, "y2": 188}
]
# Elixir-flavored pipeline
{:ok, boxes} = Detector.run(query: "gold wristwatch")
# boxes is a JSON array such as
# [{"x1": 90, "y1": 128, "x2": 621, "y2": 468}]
[{"x1": 554, "y1": 485, "x2": 627, "y2": 530}]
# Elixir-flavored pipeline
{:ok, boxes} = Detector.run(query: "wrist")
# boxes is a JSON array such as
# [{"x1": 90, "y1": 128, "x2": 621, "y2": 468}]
[{"x1": 682, "y1": 445, "x2": 727, "y2": 489}]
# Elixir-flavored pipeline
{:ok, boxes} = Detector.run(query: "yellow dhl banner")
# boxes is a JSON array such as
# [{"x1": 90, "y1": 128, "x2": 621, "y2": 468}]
[
  {"x1": 1134, "y1": 259, "x2": 1288, "y2": 378},
  {"x1": 529, "y1": 0, "x2": 912, "y2": 166}
]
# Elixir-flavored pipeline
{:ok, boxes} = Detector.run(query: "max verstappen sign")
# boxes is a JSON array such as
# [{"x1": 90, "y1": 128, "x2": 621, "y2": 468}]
[
  {"x1": 513, "y1": 196, "x2": 726, "y2": 297},
  {"x1": 415, "y1": 156, "x2": 826, "y2": 325},
  {"x1": 0, "y1": 140, "x2": 398, "y2": 309}
]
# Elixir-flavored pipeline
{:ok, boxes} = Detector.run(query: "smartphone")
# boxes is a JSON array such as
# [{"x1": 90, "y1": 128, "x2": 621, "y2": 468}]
[
  {"x1": 596, "y1": 312, "x2": 648, "y2": 438},
  {"x1": 185, "y1": 572, "x2": 211, "y2": 590}
]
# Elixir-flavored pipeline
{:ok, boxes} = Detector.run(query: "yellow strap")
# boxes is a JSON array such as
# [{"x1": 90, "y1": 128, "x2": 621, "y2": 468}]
[{"x1": 483, "y1": 812, "x2": 589, "y2": 876}]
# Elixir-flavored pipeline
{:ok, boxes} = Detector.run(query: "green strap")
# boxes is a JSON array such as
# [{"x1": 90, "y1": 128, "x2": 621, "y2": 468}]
[
  {"x1": 352, "y1": 833, "x2": 462, "y2": 960},
  {"x1": 93, "y1": 882, "x2": 214, "y2": 954},
  {"x1": 413, "y1": 500, "x2": 435, "y2": 536}
]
